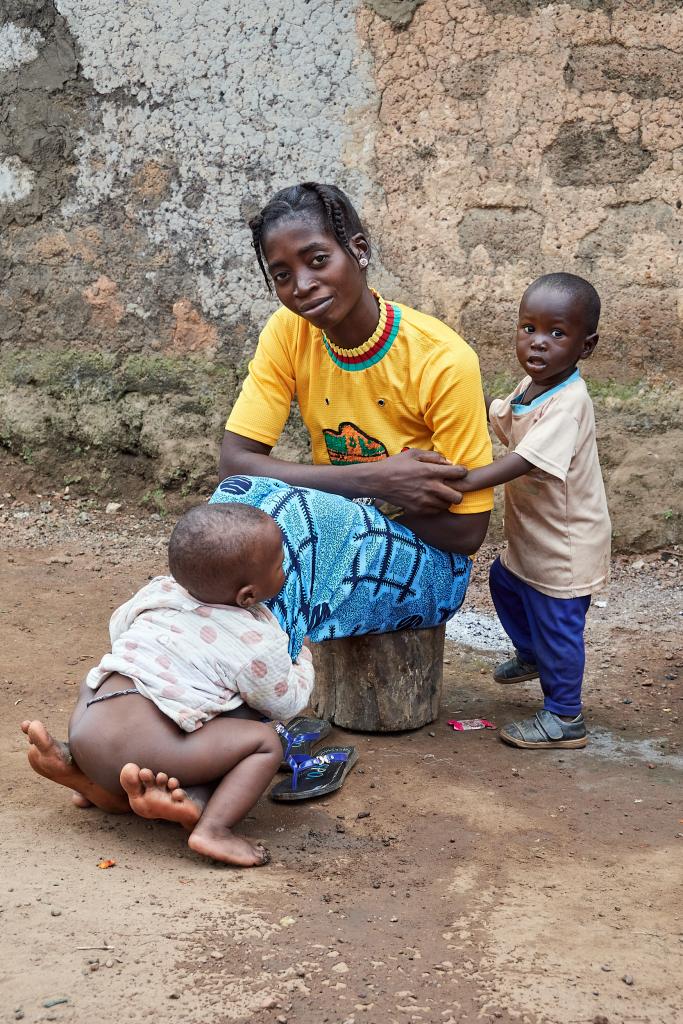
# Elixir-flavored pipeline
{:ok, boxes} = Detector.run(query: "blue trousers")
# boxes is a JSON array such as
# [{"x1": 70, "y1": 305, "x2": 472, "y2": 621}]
[{"x1": 489, "y1": 557, "x2": 590, "y2": 717}]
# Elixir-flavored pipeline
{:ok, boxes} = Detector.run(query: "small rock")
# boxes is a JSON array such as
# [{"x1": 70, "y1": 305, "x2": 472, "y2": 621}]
[
  {"x1": 39, "y1": 501, "x2": 53, "y2": 514},
  {"x1": 260, "y1": 995, "x2": 279, "y2": 1010},
  {"x1": 390, "y1": 916, "x2": 398, "y2": 923},
  {"x1": 622, "y1": 973, "x2": 634, "y2": 986},
  {"x1": 276, "y1": 1016, "x2": 288, "y2": 1024},
  {"x1": 210, "y1": 950, "x2": 224, "y2": 959},
  {"x1": 77, "y1": 512, "x2": 91, "y2": 525},
  {"x1": 105, "y1": 960, "x2": 114, "y2": 968},
  {"x1": 168, "y1": 993, "x2": 180, "y2": 1000},
  {"x1": 279, "y1": 916, "x2": 296, "y2": 927},
  {"x1": 42, "y1": 999, "x2": 68, "y2": 1008},
  {"x1": 14, "y1": 1013, "x2": 24, "y2": 1021},
  {"x1": 428, "y1": 731, "x2": 435, "y2": 737},
  {"x1": 105, "y1": 502, "x2": 122, "y2": 514},
  {"x1": 332, "y1": 961, "x2": 349, "y2": 974},
  {"x1": 357, "y1": 811, "x2": 370, "y2": 820},
  {"x1": 631, "y1": 559, "x2": 645, "y2": 570},
  {"x1": 601, "y1": 964, "x2": 612, "y2": 972},
  {"x1": 372, "y1": 881, "x2": 381, "y2": 889}
]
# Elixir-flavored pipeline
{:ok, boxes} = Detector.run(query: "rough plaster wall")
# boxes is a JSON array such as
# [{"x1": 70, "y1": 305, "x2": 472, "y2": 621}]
[
  {"x1": 0, "y1": 0, "x2": 379, "y2": 493},
  {"x1": 359, "y1": 0, "x2": 683, "y2": 381}
]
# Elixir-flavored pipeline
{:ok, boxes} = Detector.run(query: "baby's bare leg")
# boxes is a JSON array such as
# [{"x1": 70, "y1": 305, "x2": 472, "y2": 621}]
[
  {"x1": 21, "y1": 718, "x2": 130, "y2": 814},
  {"x1": 68, "y1": 680, "x2": 280, "y2": 866},
  {"x1": 118, "y1": 718, "x2": 281, "y2": 867}
]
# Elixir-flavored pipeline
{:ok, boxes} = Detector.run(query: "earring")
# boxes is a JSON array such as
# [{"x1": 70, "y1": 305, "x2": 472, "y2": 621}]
[{"x1": 359, "y1": 256, "x2": 369, "y2": 268}]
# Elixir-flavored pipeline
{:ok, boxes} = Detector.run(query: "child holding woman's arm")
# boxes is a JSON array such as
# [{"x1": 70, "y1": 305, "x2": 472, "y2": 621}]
[{"x1": 457, "y1": 273, "x2": 611, "y2": 750}]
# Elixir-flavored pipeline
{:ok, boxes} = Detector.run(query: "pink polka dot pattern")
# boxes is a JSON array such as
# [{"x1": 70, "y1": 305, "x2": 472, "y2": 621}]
[
  {"x1": 161, "y1": 684, "x2": 183, "y2": 699},
  {"x1": 195, "y1": 606, "x2": 213, "y2": 618},
  {"x1": 251, "y1": 659, "x2": 268, "y2": 679},
  {"x1": 158, "y1": 671, "x2": 178, "y2": 684},
  {"x1": 241, "y1": 630, "x2": 263, "y2": 646},
  {"x1": 156, "y1": 654, "x2": 172, "y2": 669},
  {"x1": 200, "y1": 625, "x2": 218, "y2": 644},
  {"x1": 125, "y1": 641, "x2": 138, "y2": 650},
  {"x1": 161, "y1": 580, "x2": 174, "y2": 592},
  {"x1": 274, "y1": 679, "x2": 289, "y2": 697},
  {"x1": 170, "y1": 625, "x2": 184, "y2": 634}
]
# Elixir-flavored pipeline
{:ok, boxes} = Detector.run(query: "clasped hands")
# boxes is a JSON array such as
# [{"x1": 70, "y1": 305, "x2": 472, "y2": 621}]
[{"x1": 372, "y1": 448, "x2": 469, "y2": 514}]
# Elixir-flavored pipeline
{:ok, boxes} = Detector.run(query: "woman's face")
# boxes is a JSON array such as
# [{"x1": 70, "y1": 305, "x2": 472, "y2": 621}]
[{"x1": 262, "y1": 216, "x2": 369, "y2": 331}]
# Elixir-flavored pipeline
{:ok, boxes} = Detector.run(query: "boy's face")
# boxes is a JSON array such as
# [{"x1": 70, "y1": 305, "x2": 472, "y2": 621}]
[{"x1": 516, "y1": 286, "x2": 598, "y2": 389}]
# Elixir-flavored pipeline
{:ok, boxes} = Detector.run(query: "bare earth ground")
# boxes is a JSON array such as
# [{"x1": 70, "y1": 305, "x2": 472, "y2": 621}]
[{"x1": 1, "y1": 495, "x2": 681, "y2": 1024}]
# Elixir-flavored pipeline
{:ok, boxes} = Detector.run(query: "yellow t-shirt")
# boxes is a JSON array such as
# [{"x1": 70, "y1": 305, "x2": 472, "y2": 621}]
[{"x1": 226, "y1": 299, "x2": 494, "y2": 515}]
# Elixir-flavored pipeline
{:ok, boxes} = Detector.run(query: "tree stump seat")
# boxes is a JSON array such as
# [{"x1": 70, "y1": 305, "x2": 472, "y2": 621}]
[{"x1": 309, "y1": 624, "x2": 446, "y2": 732}]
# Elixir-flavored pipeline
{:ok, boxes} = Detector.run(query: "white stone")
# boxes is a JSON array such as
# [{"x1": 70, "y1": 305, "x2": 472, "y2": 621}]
[
  {"x1": 0, "y1": 22, "x2": 43, "y2": 71},
  {"x1": 0, "y1": 157, "x2": 36, "y2": 204}
]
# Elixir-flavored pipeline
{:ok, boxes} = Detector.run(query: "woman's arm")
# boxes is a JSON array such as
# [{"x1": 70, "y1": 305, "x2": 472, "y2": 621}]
[
  {"x1": 456, "y1": 453, "x2": 533, "y2": 493},
  {"x1": 396, "y1": 509, "x2": 490, "y2": 555},
  {"x1": 219, "y1": 432, "x2": 471, "y2": 514}
]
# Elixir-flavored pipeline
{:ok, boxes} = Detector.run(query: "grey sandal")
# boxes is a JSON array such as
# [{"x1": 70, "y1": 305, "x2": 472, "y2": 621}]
[
  {"x1": 500, "y1": 709, "x2": 587, "y2": 749},
  {"x1": 493, "y1": 653, "x2": 539, "y2": 684}
]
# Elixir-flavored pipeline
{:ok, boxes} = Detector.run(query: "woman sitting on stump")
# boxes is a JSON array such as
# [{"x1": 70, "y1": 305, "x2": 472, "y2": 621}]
[{"x1": 212, "y1": 182, "x2": 494, "y2": 652}]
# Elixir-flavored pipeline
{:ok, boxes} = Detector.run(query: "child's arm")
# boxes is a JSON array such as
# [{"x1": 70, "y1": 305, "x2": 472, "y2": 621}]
[
  {"x1": 456, "y1": 453, "x2": 533, "y2": 493},
  {"x1": 234, "y1": 642, "x2": 315, "y2": 721}
]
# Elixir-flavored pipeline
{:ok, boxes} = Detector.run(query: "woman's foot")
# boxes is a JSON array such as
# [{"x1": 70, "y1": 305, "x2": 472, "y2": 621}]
[
  {"x1": 21, "y1": 720, "x2": 130, "y2": 813},
  {"x1": 119, "y1": 764, "x2": 204, "y2": 831},
  {"x1": 188, "y1": 819, "x2": 270, "y2": 867}
]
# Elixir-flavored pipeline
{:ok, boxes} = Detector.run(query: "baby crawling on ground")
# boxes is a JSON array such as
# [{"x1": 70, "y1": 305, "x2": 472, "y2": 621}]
[{"x1": 22, "y1": 503, "x2": 314, "y2": 867}]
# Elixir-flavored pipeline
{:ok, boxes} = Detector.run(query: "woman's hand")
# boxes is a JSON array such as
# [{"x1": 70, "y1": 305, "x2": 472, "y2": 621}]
[
  {"x1": 372, "y1": 449, "x2": 467, "y2": 513},
  {"x1": 219, "y1": 433, "x2": 467, "y2": 514}
]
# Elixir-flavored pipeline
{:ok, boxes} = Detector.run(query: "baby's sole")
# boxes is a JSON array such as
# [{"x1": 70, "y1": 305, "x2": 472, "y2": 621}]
[{"x1": 500, "y1": 730, "x2": 588, "y2": 749}]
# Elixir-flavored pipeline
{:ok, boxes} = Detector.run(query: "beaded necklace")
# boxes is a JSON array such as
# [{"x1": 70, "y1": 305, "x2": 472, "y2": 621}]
[{"x1": 321, "y1": 291, "x2": 401, "y2": 372}]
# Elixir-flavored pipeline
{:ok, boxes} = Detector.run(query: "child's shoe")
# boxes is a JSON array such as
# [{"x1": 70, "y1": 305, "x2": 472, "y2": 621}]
[
  {"x1": 500, "y1": 709, "x2": 587, "y2": 749},
  {"x1": 493, "y1": 653, "x2": 539, "y2": 684}
]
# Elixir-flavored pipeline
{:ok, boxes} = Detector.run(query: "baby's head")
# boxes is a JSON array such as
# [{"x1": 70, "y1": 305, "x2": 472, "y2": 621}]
[
  {"x1": 168, "y1": 504, "x2": 286, "y2": 608},
  {"x1": 517, "y1": 273, "x2": 600, "y2": 388}
]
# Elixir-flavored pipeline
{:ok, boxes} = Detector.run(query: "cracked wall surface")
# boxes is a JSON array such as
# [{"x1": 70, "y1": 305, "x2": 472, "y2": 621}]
[{"x1": 0, "y1": 0, "x2": 681, "y2": 546}]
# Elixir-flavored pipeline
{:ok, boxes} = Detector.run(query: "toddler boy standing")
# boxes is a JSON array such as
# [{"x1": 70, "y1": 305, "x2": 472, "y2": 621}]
[{"x1": 456, "y1": 273, "x2": 611, "y2": 748}]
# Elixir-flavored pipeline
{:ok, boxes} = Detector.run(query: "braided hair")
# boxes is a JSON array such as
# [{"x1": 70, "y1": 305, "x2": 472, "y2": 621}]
[{"x1": 248, "y1": 182, "x2": 369, "y2": 292}]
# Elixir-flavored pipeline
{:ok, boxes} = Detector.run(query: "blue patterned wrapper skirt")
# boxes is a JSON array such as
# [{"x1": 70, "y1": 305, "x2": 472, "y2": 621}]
[{"x1": 209, "y1": 476, "x2": 472, "y2": 659}]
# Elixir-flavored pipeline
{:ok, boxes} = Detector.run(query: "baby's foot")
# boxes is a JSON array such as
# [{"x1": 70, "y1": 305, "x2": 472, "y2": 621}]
[
  {"x1": 188, "y1": 820, "x2": 270, "y2": 868},
  {"x1": 120, "y1": 764, "x2": 203, "y2": 831},
  {"x1": 21, "y1": 720, "x2": 129, "y2": 814}
]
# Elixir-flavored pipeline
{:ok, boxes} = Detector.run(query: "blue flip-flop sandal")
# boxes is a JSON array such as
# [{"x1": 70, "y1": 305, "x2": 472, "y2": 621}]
[
  {"x1": 274, "y1": 717, "x2": 332, "y2": 770},
  {"x1": 269, "y1": 746, "x2": 358, "y2": 802}
]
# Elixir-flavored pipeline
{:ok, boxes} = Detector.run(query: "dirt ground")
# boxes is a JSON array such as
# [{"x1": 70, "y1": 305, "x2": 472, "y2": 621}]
[{"x1": 2, "y1": 494, "x2": 682, "y2": 1024}]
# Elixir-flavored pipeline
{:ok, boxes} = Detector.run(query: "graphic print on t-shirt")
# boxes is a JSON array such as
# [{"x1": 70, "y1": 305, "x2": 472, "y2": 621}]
[{"x1": 322, "y1": 422, "x2": 388, "y2": 465}]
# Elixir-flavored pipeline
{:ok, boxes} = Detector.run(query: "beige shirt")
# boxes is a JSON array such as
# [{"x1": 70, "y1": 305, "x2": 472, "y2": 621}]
[{"x1": 489, "y1": 371, "x2": 611, "y2": 598}]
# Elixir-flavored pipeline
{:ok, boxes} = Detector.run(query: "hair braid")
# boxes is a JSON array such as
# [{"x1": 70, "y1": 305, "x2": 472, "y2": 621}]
[
  {"x1": 245, "y1": 182, "x2": 369, "y2": 291},
  {"x1": 302, "y1": 182, "x2": 351, "y2": 254},
  {"x1": 248, "y1": 212, "x2": 272, "y2": 292}
]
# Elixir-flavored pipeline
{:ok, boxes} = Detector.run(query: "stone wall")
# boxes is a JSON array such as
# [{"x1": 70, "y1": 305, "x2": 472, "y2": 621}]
[{"x1": 0, "y1": 1, "x2": 680, "y2": 547}]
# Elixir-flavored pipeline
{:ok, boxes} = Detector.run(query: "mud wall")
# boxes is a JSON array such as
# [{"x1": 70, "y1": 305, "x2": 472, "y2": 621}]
[{"x1": 0, "y1": 1, "x2": 680, "y2": 548}]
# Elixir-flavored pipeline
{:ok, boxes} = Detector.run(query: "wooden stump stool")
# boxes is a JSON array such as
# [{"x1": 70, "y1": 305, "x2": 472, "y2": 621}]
[{"x1": 310, "y1": 624, "x2": 446, "y2": 732}]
